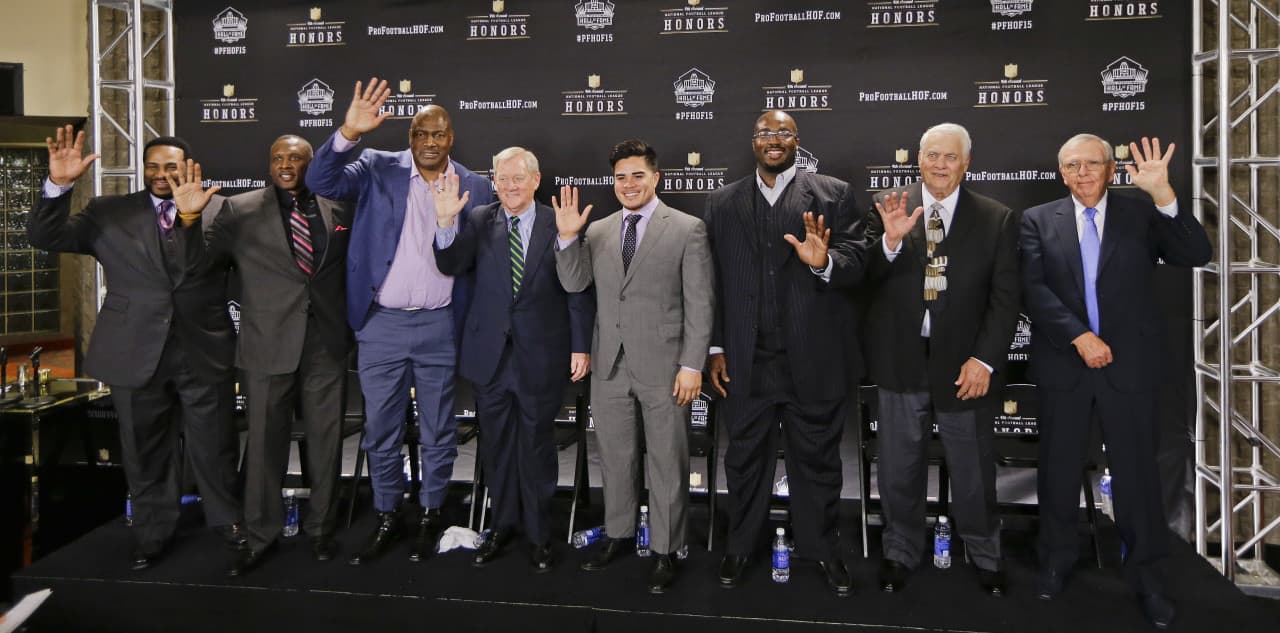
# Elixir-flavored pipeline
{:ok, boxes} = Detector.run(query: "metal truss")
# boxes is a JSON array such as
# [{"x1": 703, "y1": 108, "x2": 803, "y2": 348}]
[{"x1": 1192, "y1": 0, "x2": 1280, "y2": 597}]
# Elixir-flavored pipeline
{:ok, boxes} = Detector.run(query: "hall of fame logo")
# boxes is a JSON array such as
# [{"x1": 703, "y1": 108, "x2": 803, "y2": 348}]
[
  {"x1": 1008, "y1": 312, "x2": 1031, "y2": 361},
  {"x1": 865, "y1": 147, "x2": 921, "y2": 191},
  {"x1": 795, "y1": 147, "x2": 820, "y2": 174},
  {"x1": 762, "y1": 69, "x2": 831, "y2": 111},
  {"x1": 199, "y1": 83, "x2": 257, "y2": 123},
  {"x1": 562, "y1": 74, "x2": 627, "y2": 116},
  {"x1": 660, "y1": 0, "x2": 728, "y2": 35},
  {"x1": 989, "y1": 0, "x2": 1033, "y2": 30},
  {"x1": 974, "y1": 63, "x2": 1048, "y2": 107},
  {"x1": 660, "y1": 151, "x2": 728, "y2": 193},
  {"x1": 379, "y1": 80, "x2": 437, "y2": 120},
  {"x1": 212, "y1": 7, "x2": 247, "y2": 54},
  {"x1": 1086, "y1": 0, "x2": 1160, "y2": 20},
  {"x1": 1100, "y1": 56, "x2": 1149, "y2": 113},
  {"x1": 297, "y1": 79, "x2": 335, "y2": 128},
  {"x1": 468, "y1": 1, "x2": 531, "y2": 40},
  {"x1": 867, "y1": 0, "x2": 938, "y2": 28},
  {"x1": 287, "y1": 7, "x2": 345, "y2": 47},
  {"x1": 574, "y1": 0, "x2": 615, "y2": 42},
  {"x1": 673, "y1": 68, "x2": 716, "y2": 120}
]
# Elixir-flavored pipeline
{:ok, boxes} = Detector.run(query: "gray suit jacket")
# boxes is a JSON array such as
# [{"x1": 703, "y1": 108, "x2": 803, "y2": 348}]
[{"x1": 556, "y1": 201, "x2": 714, "y2": 386}]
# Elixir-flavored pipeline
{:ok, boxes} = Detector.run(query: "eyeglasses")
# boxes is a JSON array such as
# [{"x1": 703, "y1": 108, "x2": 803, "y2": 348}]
[
  {"x1": 495, "y1": 174, "x2": 530, "y2": 186},
  {"x1": 751, "y1": 130, "x2": 796, "y2": 141},
  {"x1": 1062, "y1": 160, "x2": 1108, "y2": 173}
]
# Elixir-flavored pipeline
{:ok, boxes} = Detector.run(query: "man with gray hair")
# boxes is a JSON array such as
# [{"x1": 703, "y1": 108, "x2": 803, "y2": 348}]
[
  {"x1": 434, "y1": 146, "x2": 594, "y2": 571},
  {"x1": 864, "y1": 122, "x2": 1020, "y2": 596}
]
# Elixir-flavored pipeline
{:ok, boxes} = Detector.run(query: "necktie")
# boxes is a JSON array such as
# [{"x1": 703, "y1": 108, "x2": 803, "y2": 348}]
[
  {"x1": 289, "y1": 196, "x2": 314, "y2": 275},
  {"x1": 622, "y1": 213, "x2": 641, "y2": 272},
  {"x1": 923, "y1": 202, "x2": 947, "y2": 302},
  {"x1": 1081, "y1": 207, "x2": 1101, "y2": 334},
  {"x1": 509, "y1": 215, "x2": 524, "y2": 294},
  {"x1": 157, "y1": 200, "x2": 175, "y2": 237}
]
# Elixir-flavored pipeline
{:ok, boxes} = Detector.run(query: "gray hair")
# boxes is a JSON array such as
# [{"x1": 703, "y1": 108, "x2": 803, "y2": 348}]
[
  {"x1": 919, "y1": 123, "x2": 972, "y2": 157},
  {"x1": 492, "y1": 146, "x2": 539, "y2": 175},
  {"x1": 1058, "y1": 133, "x2": 1115, "y2": 165}
]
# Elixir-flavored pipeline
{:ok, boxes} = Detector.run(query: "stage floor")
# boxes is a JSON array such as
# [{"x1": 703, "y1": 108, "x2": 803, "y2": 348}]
[{"x1": 11, "y1": 493, "x2": 1279, "y2": 633}]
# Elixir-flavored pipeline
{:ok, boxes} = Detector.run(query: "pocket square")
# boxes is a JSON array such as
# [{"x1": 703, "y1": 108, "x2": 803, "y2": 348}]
[{"x1": 334, "y1": 225, "x2": 349, "y2": 232}]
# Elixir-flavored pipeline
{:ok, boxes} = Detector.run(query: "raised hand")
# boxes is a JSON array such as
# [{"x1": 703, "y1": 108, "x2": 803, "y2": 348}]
[
  {"x1": 1124, "y1": 136, "x2": 1176, "y2": 206},
  {"x1": 163, "y1": 159, "x2": 221, "y2": 216},
  {"x1": 551, "y1": 185, "x2": 593, "y2": 240},
  {"x1": 339, "y1": 77, "x2": 392, "y2": 141},
  {"x1": 874, "y1": 191, "x2": 924, "y2": 252},
  {"x1": 432, "y1": 173, "x2": 470, "y2": 227},
  {"x1": 46, "y1": 125, "x2": 100, "y2": 187},
  {"x1": 783, "y1": 211, "x2": 830, "y2": 269}
]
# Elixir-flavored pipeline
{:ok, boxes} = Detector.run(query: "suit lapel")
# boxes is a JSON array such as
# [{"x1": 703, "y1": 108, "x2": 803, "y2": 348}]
[
  {"x1": 391, "y1": 152, "x2": 414, "y2": 234},
  {"x1": 777, "y1": 174, "x2": 815, "y2": 268},
  {"x1": 516, "y1": 205, "x2": 553, "y2": 302},
  {"x1": 1097, "y1": 192, "x2": 1122, "y2": 276},
  {"x1": 903, "y1": 182, "x2": 928, "y2": 268},
  {"x1": 597, "y1": 212, "x2": 624, "y2": 286},
  {"x1": 314, "y1": 195, "x2": 337, "y2": 271},
  {"x1": 947, "y1": 187, "x2": 977, "y2": 248},
  {"x1": 1053, "y1": 198, "x2": 1086, "y2": 299},
  {"x1": 731, "y1": 179, "x2": 757, "y2": 255},
  {"x1": 623, "y1": 203, "x2": 669, "y2": 288},
  {"x1": 491, "y1": 207, "x2": 515, "y2": 305},
  {"x1": 132, "y1": 192, "x2": 170, "y2": 281}
]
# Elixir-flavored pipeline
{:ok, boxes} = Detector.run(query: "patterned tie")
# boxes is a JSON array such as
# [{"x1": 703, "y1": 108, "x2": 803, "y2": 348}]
[
  {"x1": 923, "y1": 202, "x2": 947, "y2": 302},
  {"x1": 1081, "y1": 207, "x2": 1101, "y2": 334},
  {"x1": 289, "y1": 196, "x2": 314, "y2": 275},
  {"x1": 622, "y1": 213, "x2": 641, "y2": 272},
  {"x1": 156, "y1": 200, "x2": 175, "y2": 238},
  {"x1": 509, "y1": 215, "x2": 524, "y2": 294}
]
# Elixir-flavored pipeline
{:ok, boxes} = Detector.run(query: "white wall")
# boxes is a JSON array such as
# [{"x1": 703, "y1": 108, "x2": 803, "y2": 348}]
[{"x1": 0, "y1": 0, "x2": 89, "y2": 116}]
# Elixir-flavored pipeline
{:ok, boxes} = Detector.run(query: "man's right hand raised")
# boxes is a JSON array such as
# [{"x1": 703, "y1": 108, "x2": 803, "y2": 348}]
[
  {"x1": 551, "y1": 185, "x2": 593, "y2": 240},
  {"x1": 339, "y1": 77, "x2": 392, "y2": 142},
  {"x1": 46, "y1": 125, "x2": 100, "y2": 187},
  {"x1": 1072, "y1": 331, "x2": 1113, "y2": 369}
]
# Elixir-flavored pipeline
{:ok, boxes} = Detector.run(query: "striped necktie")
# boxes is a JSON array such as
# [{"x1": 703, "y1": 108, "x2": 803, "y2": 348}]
[
  {"x1": 157, "y1": 200, "x2": 175, "y2": 238},
  {"x1": 622, "y1": 213, "x2": 641, "y2": 272},
  {"x1": 509, "y1": 215, "x2": 524, "y2": 294},
  {"x1": 289, "y1": 196, "x2": 314, "y2": 275}
]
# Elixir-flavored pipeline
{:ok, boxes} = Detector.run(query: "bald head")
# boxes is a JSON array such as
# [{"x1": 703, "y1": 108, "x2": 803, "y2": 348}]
[
  {"x1": 269, "y1": 134, "x2": 314, "y2": 192},
  {"x1": 409, "y1": 105, "x2": 455, "y2": 178},
  {"x1": 752, "y1": 110, "x2": 800, "y2": 177}
]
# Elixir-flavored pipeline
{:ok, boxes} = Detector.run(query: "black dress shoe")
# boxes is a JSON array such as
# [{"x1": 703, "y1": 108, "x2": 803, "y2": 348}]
[
  {"x1": 473, "y1": 528, "x2": 514, "y2": 567},
  {"x1": 408, "y1": 508, "x2": 448, "y2": 562},
  {"x1": 129, "y1": 541, "x2": 167, "y2": 571},
  {"x1": 311, "y1": 535, "x2": 336, "y2": 562},
  {"x1": 977, "y1": 568, "x2": 1007, "y2": 597},
  {"x1": 530, "y1": 542, "x2": 554, "y2": 572},
  {"x1": 1139, "y1": 593, "x2": 1176, "y2": 630},
  {"x1": 1036, "y1": 568, "x2": 1070, "y2": 600},
  {"x1": 214, "y1": 522, "x2": 249, "y2": 549},
  {"x1": 348, "y1": 510, "x2": 402, "y2": 566},
  {"x1": 878, "y1": 559, "x2": 908, "y2": 593},
  {"x1": 580, "y1": 536, "x2": 628, "y2": 571},
  {"x1": 818, "y1": 559, "x2": 853, "y2": 597},
  {"x1": 648, "y1": 554, "x2": 676, "y2": 594},
  {"x1": 718, "y1": 554, "x2": 748, "y2": 588},
  {"x1": 227, "y1": 542, "x2": 275, "y2": 577}
]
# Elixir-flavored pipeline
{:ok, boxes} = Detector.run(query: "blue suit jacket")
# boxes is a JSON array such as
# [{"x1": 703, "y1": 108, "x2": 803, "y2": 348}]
[
  {"x1": 305, "y1": 131, "x2": 495, "y2": 332},
  {"x1": 435, "y1": 201, "x2": 594, "y2": 393}
]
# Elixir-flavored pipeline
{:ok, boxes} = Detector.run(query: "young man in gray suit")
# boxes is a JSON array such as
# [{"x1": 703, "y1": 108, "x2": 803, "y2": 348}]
[{"x1": 553, "y1": 139, "x2": 714, "y2": 594}]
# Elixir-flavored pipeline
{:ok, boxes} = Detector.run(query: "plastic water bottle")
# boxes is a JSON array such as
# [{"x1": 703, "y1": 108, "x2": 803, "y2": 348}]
[
  {"x1": 933, "y1": 515, "x2": 952, "y2": 569},
  {"x1": 636, "y1": 505, "x2": 650, "y2": 557},
  {"x1": 572, "y1": 525, "x2": 606, "y2": 548},
  {"x1": 124, "y1": 492, "x2": 133, "y2": 527},
  {"x1": 282, "y1": 489, "x2": 300, "y2": 537},
  {"x1": 1099, "y1": 468, "x2": 1114, "y2": 519},
  {"x1": 771, "y1": 527, "x2": 791, "y2": 583}
]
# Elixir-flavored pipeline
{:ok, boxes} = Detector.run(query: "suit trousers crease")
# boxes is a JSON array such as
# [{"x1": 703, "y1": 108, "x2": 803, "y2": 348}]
[
  {"x1": 724, "y1": 395, "x2": 845, "y2": 561},
  {"x1": 356, "y1": 307, "x2": 457, "y2": 512},
  {"x1": 877, "y1": 389, "x2": 1002, "y2": 571},
  {"x1": 112, "y1": 335, "x2": 239, "y2": 546},
  {"x1": 473, "y1": 342, "x2": 560, "y2": 546},
  {"x1": 591, "y1": 350, "x2": 688, "y2": 554},
  {"x1": 241, "y1": 324, "x2": 346, "y2": 551},
  {"x1": 1037, "y1": 374, "x2": 1168, "y2": 593}
]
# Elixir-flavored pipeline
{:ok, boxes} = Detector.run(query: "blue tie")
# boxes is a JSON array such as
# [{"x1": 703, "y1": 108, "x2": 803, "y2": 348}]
[{"x1": 1081, "y1": 207, "x2": 1101, "y2": 334}]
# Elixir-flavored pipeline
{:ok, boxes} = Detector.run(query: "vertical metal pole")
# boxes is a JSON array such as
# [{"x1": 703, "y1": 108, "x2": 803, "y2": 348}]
[{"x1": 1214, "y1": 0, "x2": 1235, "y2": 582}]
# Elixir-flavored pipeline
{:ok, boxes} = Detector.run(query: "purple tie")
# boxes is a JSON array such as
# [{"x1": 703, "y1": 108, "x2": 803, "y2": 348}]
[
  {"x1": 157, "y1": 200, "x2": 175, "y2": 237},
  {"x1": 289, "y1": 197, "x2": 315, "y2": 275}
]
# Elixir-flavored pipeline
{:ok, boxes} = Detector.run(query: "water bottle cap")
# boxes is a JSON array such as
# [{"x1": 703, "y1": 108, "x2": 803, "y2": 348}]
[
  {"x1": 938, "y1": 515, "x2": 948, "y2": 524},
  {"x1": 1104, "y1": 467, "x2": 1111, "y2": 475},
  {"x1": 640, "y1": 505, "x2": 648, "y2": 512},
  {"x1": 285, "y1": 488, "x2": 296, "y2": 497},
  {"x1": 776, "y1": 527, "x2": 785, "y2": 535}
]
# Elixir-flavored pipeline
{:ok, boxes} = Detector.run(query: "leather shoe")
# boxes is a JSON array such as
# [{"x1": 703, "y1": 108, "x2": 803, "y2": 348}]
[
  {"x1": 311, "y1": 535, "x2": 336, "y2": 562},
  {"x1": 213, "y1": 522, "x2": 248, "y2": 549},
  {"x1": 818, "y1": 559, "x2": 853, "y2": 597},
  {"x1": 473, "y1": 528, "x2": 514, "y2": 567},
  {"x1": 1036, "y1": 567, "x2": 1070, "y2": 600},
  {"x1": 129, "y1": 540, "x2": 167, "y2": 571},
  {"x1": 227, "y1": 542, "x2": 275, "y2": 577},
  {"x1": 718, "y1": 554, "x2": 748, "y2": 588},
  {"x1": 408, "y1": 508, "x2": 448, "y2": 562},
  {"x1": 530, "y1": 542, "x2": 554, "y2": 572},
  {"x1": 977, "y1": 568, "x2": 1007, "y2": 597},
  {"x1": 648, "y1": 554, "x2": 676, "y2": 594},
  {"x1": 1139, "y1": 593, "x2": 1176, "y2": 630},
  {"x1": 348, "y1": 510, "x2": 402, "y2": 566},
  {"x1": 580, "y1": 536, "x2": 627, "y2": 571},
  {"x1": 878, "y1": 559, "x2": 908, "y2": 593}
]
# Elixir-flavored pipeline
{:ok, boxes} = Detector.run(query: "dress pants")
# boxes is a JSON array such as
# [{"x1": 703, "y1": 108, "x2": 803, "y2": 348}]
[
  {"x1": 241, "y1": 323, "x2": 346, "y2": 552},
  {"x1": 876, "y1": 388, "x2": 1002, "y2": 570},
  {"x1": 1037, "y1": 371, "x2": 1169, "y2": 594},
  {"x1": 591, "y1": 350, "x2": 688, "y2": 555},
  {"x1": 473, "y1": 342, "x2": 561, "y2": 546},
  {"x1": 356, "y1": 306, "x2": 457, "y2": 512},
  {"x1": 112, "y1": 334, "x2": 239, "y2": 547}
]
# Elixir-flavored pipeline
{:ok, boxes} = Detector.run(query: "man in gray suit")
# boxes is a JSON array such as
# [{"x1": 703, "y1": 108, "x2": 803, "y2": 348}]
[{"x1": 553, "y1": 139, "x2": 713, "y2": 594}]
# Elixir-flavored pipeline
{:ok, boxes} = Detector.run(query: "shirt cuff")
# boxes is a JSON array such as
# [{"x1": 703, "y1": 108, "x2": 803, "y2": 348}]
[
  {"x1": 332, "y1": 132, "x2": 359, "y2": 152},
  {"x1": 970, "y1": 356, "x2": 994, "y2": 374},
  {"x1": 882, "y1": 234, "x2": 902, "y2": 261},
  {"x1": 809, "y1": 253, "x2": 833, "y2": 282},
  {"x1": 1155, "y1": 199, "x2": 1178, "y2": 218},
  {"x1": 709, "y1": 346, "x2": 724, "y2": 355},
  {"x1": 556, "y1": 235, "x2": 578, "y2": 250},
  {"x1": 43, "y1": 178, "x2": 73, "y2": 198},
  {"x1": 679, "y1": 366, "x2": 700, "y2": 375},
  {"x1": 435, "y1": 223, "x2": 458, "y2": 248}
]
